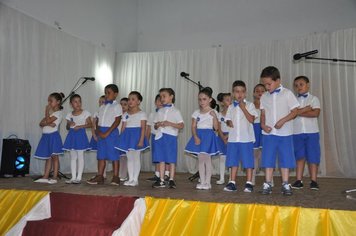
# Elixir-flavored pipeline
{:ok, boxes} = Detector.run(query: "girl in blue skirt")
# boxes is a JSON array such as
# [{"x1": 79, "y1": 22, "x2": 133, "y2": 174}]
[
  {"x1": 63, "y1": 94, "x2": 92, "y2": 184},
  {"x1": 116, "y1": 91, "x2": 149, "y2": 186},
  {"x1": 185, "y1": 87, "x2": 219, "y2": 190},
  {"x1": 34, "y1": 92, "x2": 65, "y2": 184}
]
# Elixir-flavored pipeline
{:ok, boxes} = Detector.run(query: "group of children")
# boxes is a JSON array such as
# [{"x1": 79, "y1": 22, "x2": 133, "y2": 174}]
[{"x1": 33, "y1": 66, "x2": 321, "y2": 196}]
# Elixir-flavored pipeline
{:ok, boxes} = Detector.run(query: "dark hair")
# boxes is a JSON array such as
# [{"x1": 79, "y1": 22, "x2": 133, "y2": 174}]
[
  {"x1": 260, "y1": 66, "x2": 280, "y2": 81},
  {"x1": 199, "y1": 87, "x2": 219, "y2": 111},
  {"x1": 100, "y1": 95, "x2": 105, "y2": 99},
  {"x1": 253, "y1": 84, "x2": 266, "y2": 92},
  {"x1": 105, "y1": 84, "x2": 119, "y2": 93},
  {"x1": 49, "y1": 92, "x2": 65, "y2": 110},
  {"x1": 232, "y1": 80, "x2": 246, "y2": 89},
  {"x1": 155, "y1": 94, "x2": 160, "y2": 102},
  {"x1": 69, "y1": 94, "x2": 81, "y2": 103},
  {"x1": 120, "y1": 97, "x2": 128, "y2": 102},
  {"x1": 294, "y1": 75, "x2": 310, "y2": 83},
  {"x1": 217, "y1": 92, "x2": 231, "y2": 102},
  {"x1": 159, "y1": 88, "x2": 176, "y2": 103},
  {"x1": 129, "y1": 91, "x2": 143, "y2": 102}
]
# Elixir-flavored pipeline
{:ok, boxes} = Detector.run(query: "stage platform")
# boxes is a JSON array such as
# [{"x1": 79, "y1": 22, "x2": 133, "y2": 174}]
[{"x1": 0, "y1": 172, "x2": 355, "y2": 211}]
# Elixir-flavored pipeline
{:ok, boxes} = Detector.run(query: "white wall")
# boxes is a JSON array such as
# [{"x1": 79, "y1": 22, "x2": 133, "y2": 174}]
[
  {"x1": 0, "y1": 0, "x2": 138, "y2": 53},
  {"x1": 137, "y1": 0, "x2": 356, "y2": 51}
]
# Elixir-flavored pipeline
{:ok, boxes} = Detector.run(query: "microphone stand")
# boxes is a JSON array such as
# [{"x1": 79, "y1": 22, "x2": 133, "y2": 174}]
[{"x1": 305, "y1": 56, "x2": 356, "y2": 63}]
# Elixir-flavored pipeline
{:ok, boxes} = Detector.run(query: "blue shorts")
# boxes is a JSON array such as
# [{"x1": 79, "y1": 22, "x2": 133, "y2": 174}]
[
  {"x1": 261, "y1": 135, "x2": 296, "y2": 168},
  {"x1": 253, "y1": 123, "x2": 262, "y2": 149},
  {"x1": 97, "y1": 127, "x2": 120, "y2": 161},
  {"x1": 153, "y1": 133, "x2": 178, "y2": 164},
  {"x1": 226, "y1": 142, "x2": 254, "y2": 168},
  {"x1": 293, "y1": 133, "x2": 320, "y2": 164}
]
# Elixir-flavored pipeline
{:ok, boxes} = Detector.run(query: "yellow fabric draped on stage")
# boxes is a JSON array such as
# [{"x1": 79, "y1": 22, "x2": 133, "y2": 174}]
[
  {"x1": 141, "y1": 197, "x2": 356, "y2": 236},
  {"x1": 0, "y1": 189, "x2": 48, "y2": 235}
]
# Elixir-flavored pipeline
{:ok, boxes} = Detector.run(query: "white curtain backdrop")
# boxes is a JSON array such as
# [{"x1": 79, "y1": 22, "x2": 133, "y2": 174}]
[
  {"x1": 115, "y1": 28, "x2": 356, "y2": 178},
  {"x1": 0, "y1": 3, "x2": 116, "y2": 174}
]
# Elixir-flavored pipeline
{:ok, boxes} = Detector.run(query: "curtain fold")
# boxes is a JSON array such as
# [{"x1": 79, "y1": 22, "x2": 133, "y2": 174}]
[{"x1": 116, "y1": 28, "x2": 356, "y2": 177}]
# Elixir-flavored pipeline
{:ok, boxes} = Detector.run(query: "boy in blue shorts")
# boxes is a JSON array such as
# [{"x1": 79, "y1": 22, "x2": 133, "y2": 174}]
[
  {"x1": 291, "y1": 76, "x2": 321, "y2": 190},
  {"x1": 87, "y1": 84, "x2": 122, "y2": 185},
  {"x1": 260, "y1": 66, "x2": 299, "y2": 196}
]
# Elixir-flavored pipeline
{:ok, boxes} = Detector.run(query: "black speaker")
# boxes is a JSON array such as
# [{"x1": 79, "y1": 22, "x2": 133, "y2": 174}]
[{"x1": 0, "y1": 137, "x2": 31, "y2": 177}]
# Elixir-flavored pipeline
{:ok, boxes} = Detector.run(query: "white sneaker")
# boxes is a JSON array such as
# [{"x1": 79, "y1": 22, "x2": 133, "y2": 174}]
[
  {"x1": 201, "y1": 184, "x2": 212, "y2": 190},
  {"x1": 73, "y1": 179, "x2": 81, "y2": 184},
  {"x1": 34, "y1": 178, "x2": 49, "y2": 183},
  {"x1": 120, "y1": 177, "x2": 128, "y2": 182},
  {"x1": 216, "y1": 179, "x2": 225, "y2": 185},
  {"x1": 48, "y1": 179, "x2": 58, "y2": 184},
  {"x1": 124, "y1": 180, "x2": 135, "y2": 186},
  {"x1": 196, "y1": 183, "x2": 203, "y2": 189},
  {"x1": 131, "y1": 180, "x2": 139, "y2": 186},
  {"x1": 65, "y1": 179, "x2": 75, "y2": 184}
]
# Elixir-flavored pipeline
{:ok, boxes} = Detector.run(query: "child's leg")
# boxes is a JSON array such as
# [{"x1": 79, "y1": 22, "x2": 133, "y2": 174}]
[
  {"x1": 252, "y1": 149, "x2": 261, "y2": 185},
  {"x1": 265, "y1": 168, "x2": 274, "y2": 183},
  {"x1": 246, "y1": 168, "x2": 253, "y2": 183},
  {"x1": 97, "y1": 160, "x2": 106, "y2": 176},
  {"x1": 154, "y1": 163, "x2": 160, "y2": 177},
  {"x1": 112, "y1": 160, "x2": 119, "y2": 177},
  {"x1": 280, "y1": 168, "x2": 289, "y2": 183},
  {"x1": 43, "y1": 159, "x2": 52, "y2": 179},
  {"x1": 126, "y1": 151, "x2": 134, "y2": 181},
  {"x1": 70, "y1": 150, "x2": 78, "y2": 180},
  {"x1": 230, "y1": 166, "x2": 238, "y2": 183},
  {"x1": 204, "y1": 155, "x2": 212, "y2": 185},
  {"x1": 51, "y1": 155, "x2": 59, "y2": 179},
  {"x1": 169, "y1": 164, "x2": 175, "y2": 180},
  {"x1": 119, "y1": 155, "x2": 128, "y2": 179},
  {"x1": 165, "y1": 164, "x2": 170, "y2": 178},
  {"x1": 159, "y1": 162, "x2": 165, "y2": 181},
  {"x1": 308, "y1": 163, "x2": 318, "y2": 182},
  {"x1": 218, "y1": 155, "x2": 226, "y2": 181},
  {"x1": 77, "y1": 150, "x2": 84, "y2": 181},
  {"x1": 198, "y1": 154, "x2": 206, "y2": 185},
  {"x1": 296, "y1": 159, "x2": 306, "y2": 181},
  {"x1": 132, "y1": 150, "x2": 141, "y2": 182}
]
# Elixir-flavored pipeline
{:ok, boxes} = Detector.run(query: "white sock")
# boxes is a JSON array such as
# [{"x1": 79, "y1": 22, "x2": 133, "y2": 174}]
[
  {"x1": 77, "y1": 150, "x2": 84, "y2": 181},
  {"x1": 198, "y1": 154, "x2": 206, "y2": 185},
  {"x1": 219, "y1": 155, "x2": 226, "y2": 180},
  {"x1": 127, "y1": 151, "x2": 135, "y2": 182},
  {"x1": 70, "y1": 150, "x2": 78, "y2": 180},
  {"x1": 133, "y1": 151, "x2": 141, "y2": 182},
  {"x1": 164, "y1": 170, "x2": 170, "y2": 177},
  {"x1": 155, "y1": 171, "x2": 160, "y2": 177},
  {"x1": 204, "y1": 154, "x2": 212, "y2": 185}
]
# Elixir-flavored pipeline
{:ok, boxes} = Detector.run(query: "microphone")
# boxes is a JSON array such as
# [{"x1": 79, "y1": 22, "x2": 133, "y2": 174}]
[
  {"x1": 293, "y1": 50, "x2": 318, "y2": 60},
  {"x1": 180, "y1": 72, "x2": 189, "y2": 77},
  {"x1": 81, "y1": 77, "x2": 95, "y2": 81}
]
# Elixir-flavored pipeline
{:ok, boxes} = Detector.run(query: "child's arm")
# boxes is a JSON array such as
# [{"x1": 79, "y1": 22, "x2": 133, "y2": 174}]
[
  {"x1": 97, "y1": 116, "x2": 121, "y2": 139},
  {"x1": 274, "y1": 108, "x2": 298, "y2": 129},
  {"x1": 138, "y1": 120, "x2": 147, "y2": 148},
  {"x1": 74, "y1": 117, "x2": 93, "y2": 130},
  {"x1": 239, "y1": 102, "x2": 255, "y2": 123},
  {"x1": 146, "y1": 125, "x2": 151, "y2": 140},
  {"x1": 91, "y1": 117, "x2": 97, "y2": 140},
  {"x1": 209, "y1": 110, "x2": 219, "y2": 131},
  {"x1": 191, "y1": 118, "x2": 200, "y2": 145},
  {"x1": 66, "y1": 120, "x2": 71, "y2": 130},
  {"x1": 218, "y1": 125, "x2": 228, "y2": 144},
  {"x1": 161, "y1": 121, "x2": 184, "y2": 130},
  {"x1": 260, "y1": 109, "x2": 272, "y2": 133},
  {"x1": 298, "y1": 106, "x2": 320, "y2": 118}
]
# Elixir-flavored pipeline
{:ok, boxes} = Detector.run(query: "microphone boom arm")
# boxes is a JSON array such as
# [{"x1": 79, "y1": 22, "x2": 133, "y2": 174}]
[
  {"x1": 61, "y1": 77, "x2": 90, "y2": 105},
  {"x1": 305, "y1": 56, "x2": 356, "y2": 63}
]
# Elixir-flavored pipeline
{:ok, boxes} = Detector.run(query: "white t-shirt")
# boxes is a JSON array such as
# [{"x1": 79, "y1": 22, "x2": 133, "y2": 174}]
[
  {"x1": 147, "y1": 111, "x2": 159, "y2": 135},
  {"x1": 43, "y1": 110, "x2": 63, "y2": 134},
  {"x1": 218, "y1": 112, "x2": 229, "y2": 133},
  {"x1": 226, "y1": 101, "x2": 258, "y2": 143},
  {"x1": 65, "y1": 110, "x2": 91, "y2": 128},
  {"x1": 254, "y1": 105, "x2": 262, "y2": 124},
  {"x1": 260, "y1": 85, "x2": 300, "y2": 136},
  {"x1": 192, "y1": 109, "x2": 218, "y2": 129},
  {"x1": 294, "y1": 93, "x2": 320, "y2": 134},
  {"x1": 122, "y1": 111, "x2": 147, "y2": 128},
  {"x1": 97, "y1": 101, "x2": 123, "y2": 127},
  {"x1": 154, "y1": 105, "x2": 184, "y2": 136}
]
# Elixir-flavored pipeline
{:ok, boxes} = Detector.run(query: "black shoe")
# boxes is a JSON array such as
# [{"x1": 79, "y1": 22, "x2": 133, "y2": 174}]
[
  {"x1": 168, "y1": 180, "x2": 176, "y2": 189},
  {"x1": 146, "y1": 175, "x2": 160, "y2": 182},
  {"x1": 164, "y1": 175, "x2": 170, "y2": 182},
  {"x1": 310, "y1": 181, "x2": 319, "y2": 191},
  {"x1": 243, "y1": 183, "x2": 254, "y2": 193},
  {"x1": 152, "y1": 180, "x2": 166, "y2": 188},
  {"x1": 291, "y1": 180, "x2": 304, "y2": 189}
]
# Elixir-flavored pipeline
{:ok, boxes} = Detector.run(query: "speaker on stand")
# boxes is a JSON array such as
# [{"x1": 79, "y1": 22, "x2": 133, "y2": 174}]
[{"x1": 0, "y1": 135, "x2": 31, "y2": 177}]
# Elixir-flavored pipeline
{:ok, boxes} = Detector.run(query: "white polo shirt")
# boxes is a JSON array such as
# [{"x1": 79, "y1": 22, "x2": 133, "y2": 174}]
[
  {"x1": 65, "y1": 110, "x2": 91, "y2": 127},
  {"x1": 218, "y1": 112, "x2": 229, "y2": 133},
  {"x1": 260, "y1": 85, "x2": 300, "y2": 136},
  {"x1": 225, "y1": 101, "x2": 258, "y2": 143},
  {"x1": 154, "y1": 104, "x2": 184, "y2": 137},
  {"x1": 43, "y1": 110, "x2": 63, "y2": 134},
  {"x1": 97, "y1": 100, "x2": 123, "y2": 127},
  {"x1": 294, "y1": 93, "x2": 320, "y2": 134},
  {"x1": 254, "y1": 106, "x2": 261, "y2": 124},
  {"x1": 147, "y1": 110, "x2": 159, "y2": 135},
  {"x1": 192, "y1": 109, "x2": 218, "y2": 129},
  {"x1": 122, "y1": 111, "x2": 147, "y2": 128}
]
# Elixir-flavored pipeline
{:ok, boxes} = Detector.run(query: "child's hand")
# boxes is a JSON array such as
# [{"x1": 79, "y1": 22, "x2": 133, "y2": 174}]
[
  {"x1": 239, "y1": 100, "x2": 246, "y2": 108},
  {"x1": 69, "y1": 121, "x2": 76, "y2": 127},
  {"x1": 262, "y1": 124, "x2": 272, "y2": 133},
  {"x1": 194, "y1": 136, "x2": 201, "y2": 145},
  {"x1": 96, "y1": 129, "x2": 105, "y2": 139},
  {"x1": 223, "y1": 135, "x2": 228, "y2": 144},
  {"x1": 73, "y1": 126, "x2": 81, "y2": 131},
  {"x1": 209, "y1": 110, "x2": 217, "y2": 119},
  {"x1": 303, "y1": 105, "x2": 312, "y2": 112},
  {"x1": 162, "y1": 121, "x2": 171, "y2": 127},
  {"x1": 93, "y1": 133, "x2": 98, "y2": 141},
  {"x1": 137, "y1": 140, "x2": 144, "y2": 148},
  {"x1": 274, "y1": 119, "x2": 285, "y2": 129},
  {"x1": 226, "y1": 120, "x2": 234, "y2": 128}
]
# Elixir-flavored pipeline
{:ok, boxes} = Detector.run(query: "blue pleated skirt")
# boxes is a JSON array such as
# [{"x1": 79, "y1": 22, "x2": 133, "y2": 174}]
[
  {"x1": 115, "y1": 127, "x2": 149, "y2": 153},
  {"x1": 185, "y1": 129, "x2": 220, "y2": 156},
  {"x1": 216, "y1": 132, "x2": 228, "y2": 155},
  {"x1": 34, "y1": 131, "x2": 63, "y2": 159},
  {"x1": 63, "y1": 128, "x2": 90, "y2": 151}
]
